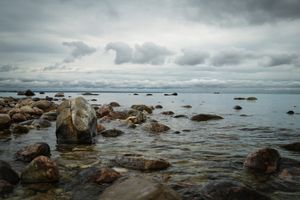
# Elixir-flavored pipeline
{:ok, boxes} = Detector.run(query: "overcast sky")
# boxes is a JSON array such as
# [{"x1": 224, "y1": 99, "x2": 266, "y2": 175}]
[{"x1": 0, "y1": 0, "x2": 300, "y2": 92}]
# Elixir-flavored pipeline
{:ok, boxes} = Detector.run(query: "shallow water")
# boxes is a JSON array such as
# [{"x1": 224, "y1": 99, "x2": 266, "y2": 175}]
[{"x1": 1, "y1": 92, "x2": 300, "y2": 199}]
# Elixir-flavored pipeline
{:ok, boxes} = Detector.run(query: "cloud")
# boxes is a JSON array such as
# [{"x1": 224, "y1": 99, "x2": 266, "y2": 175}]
[
  {"x1": 62, "y1": 41, "x2": 97, "y2": 63},
  {"x1": 0, "y1": 64, "x2": 19, "y2": 72},
  {"x1": 175, "y1": 49, "x2": 209, "y2": 65},
  {"x1": 210, "y1": 49, "x2": 256, "y2": 66},
  {"x1": 106, "y1": 42, "x2": 174, "y2": 65},
  {"x1": 259, "y1": 54, "x2": 299, "y2": 67},
  {"x1": 105, "y1": 42, "x2": 133, "y2": 64}
]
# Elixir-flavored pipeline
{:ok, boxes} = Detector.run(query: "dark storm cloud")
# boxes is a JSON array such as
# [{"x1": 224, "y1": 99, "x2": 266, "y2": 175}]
[
  {"x1": 0, "y1": 64, "x2": 19, "y2": 72},
  {"x1": 182, "y1": 0, "x2": 300, "y2": 25},
  {"x1": 175, "y1": 49, "x2": 210, "y2": 65},
  {"x1": 106, "y1": 42, "x2": 174, "y2": 65}
]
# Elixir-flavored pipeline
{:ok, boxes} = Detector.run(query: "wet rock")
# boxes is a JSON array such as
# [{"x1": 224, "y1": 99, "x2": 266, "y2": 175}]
[
  {"x1": 82, "y1": 92, "x2": 98, "y2": 95},
  {"x1": 126, "y1": 110, "x2": 146, "y2": 124},
  {"x1": 41, "y1": 111, "x2": 57, "y2": 121},
  {"x1": 280, "y1": 142, "x2": 300, "y2": 152},
  {"x1": 24, "y1": 89, "x2": 35, "y2": 96},
  {"x1": 110, "y1": 111, "x2": 129, "y2": 120},
  {"x1": 279, "y1": 167, "x2": 300, "y2": 180},
  {"x1": 0, "y1": 114, "x2": 11, "y2": 129},
  {"x1": 21, "y1": 156, "x2": 59, "y2": 183},
  {"x1": 201, "y1": 180, "x2": 270, "y2": 200},
  {"x1": 56, "y1": 97, "x2": 97, "y2": 144},
  {"x1": 100, "y1": 129, "x2": 124, "y2": 137},
  {"x1": 146, "y1": 94, "x2": 153, "y2": 96},
  {"x1": 244, "y1": 148, "x2": 280, "y2": 174},
  {"x1": 94, "y1": 168, "x2": 121, "y2": 184},
  {"x1": 39, "y1": 91, "x2": 45, "y2": 94},
  {"x1": 99, "y1": 176, "x2": 181, "y2": 200},
  {"x1": 0, "y1": 160, "x2": 19, "y2": 185},
  {"x1": 133, "y1": 93, "x2": 139, "y2": 95},
  {"x1": 155, "y1": 105, "x2": 163, "y2": 109},
  {"x1": 109, "y1": 101, "x2": 120, "y2": 107},
  {"x1": 172, "y1": 92, "x2": 178, "y2": 96},
  {"x1": 97, "y1": 123, "x2": 106, "y2": 133},
  {"x1": 142, "y1": 122, "x2": 170, "y2": 133},
  {"x1": 11, "y1": 124, "x2": 29, "y2": 134},
  {"x1": 247, "y1": 97, "x2": 257, "y2": 101},
  {"x1": 131, "y1": 104, "x2": 153, "y2": 114},
  {"x1": 97, "y1": 105, "x2": 113, "y2": 118},
  {"x1": 182, "y1": 105, "x2": 192, "y2": 108},
  {"x1": 11, "y1": 112, "x2": 27, "y2": 122},
  {"x1": 33, "y1": 100, "x2": 56, "y2": 112},
  {"x1": 15, "y1": 142, "x2": 51, "y2": 162},
  {"x1": 20, "y1": 105, "x2": 43, "y2": 116},
  {"x1": 17, "y1": 91, "x2": 25, "y2": 95},
  {"x1": 191, "y1": 114, "x2": 223, "y2": 121},
  {"x1": 287, "y1": 110, "x2": 294, "y2": 115},
  {"x1": 54, "y1": 92, "x2": 65, "y2": 97},
  {"x1": 173, "y1": 115, "x2": 188, "y2": 118},
  {"x1": 114, "y1": 154, "x2": 170, "y2": 171},
  {"x1": 161, "y1": 111, "x2": 175, "y2": 115},
  {"x1": 0, "y1": 179, "x2": 13, "y2": 196},
  {"x1": 234, "y1": 105, "x2": 242, "y2": 110},
  {"x1": 234, "y1": 97, "x2": 246, "y2": 100},
  {"x1": 32, "y1": 118, "x2": 51, "y2": 128}
]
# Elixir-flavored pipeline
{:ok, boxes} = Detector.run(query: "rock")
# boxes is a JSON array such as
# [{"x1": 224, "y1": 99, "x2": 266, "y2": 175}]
[
  {"x1": 17, "y1": 91, "x2": 25, "y2": 95},
  {"x1": 24, "y1": 89, "x2": 35, "y2": 96},
  {"x1": 21, "y1": 156, "x2": 59, "y2": 183},
  {"x1": 32, "y1": 118, "x2": 51, "y2": 128},
  {"x1": 182, "y1": 105, "x2": 192, "y2": 108},
  {"x1": 126, "y1": 110, "x2": 146, "y2": 124},
  {"x1": 279, "y1": 167, "x2": 300, "y2": 180},
  {"x1": 39, "y1": 91, "x2": 45, "y2": 94},
  {"x1": 142, "y1": 122, "x2": 170, "y2": 133},
  {"x1": 155, "y1": 105, "x2": 163, "y2": 109},
  {"x1": 173, "y1": 115, "x2": 188, "y2": 118},
  {"x1": 114, "y1": 154, "x2": 171, "y2": 171},
  {"x1": 234, "y1": 105, "x2": 242, "y2": 110},
  {"x1": 280, "y1": 142, "x2": 300, "y2": 152},
  {"x1": 33, "y1": 100, "x2": 56, "y2": 112},
  {"x1": 201, "y1": 180, "x2": 270, "y2": 200},
  {"x1": 247, "y1": 97, "x2": 257, "y2": 101},
  {"x1": 191, "y1": 114, "x2": 223, "y2": 121},
  {"x1": 100, "y1": 129, "x2": 124, "y2": 137},
  {"x1": 41, "y1": 111, "x2": 57, "y2": 121},
  {"x1": 171, "y1": 92, "x2": 178, "y2": 96},
  {"x1": 110, "y1": 111, "x2": 129, "y2": 120},
  {"x1": 82, "y1": 92, "x2": 98, "y2": 95},
  {"x1": 99, "y1": 176, "x2": 181, "y2": 200},
  {"x1": 161, "y1": 111, "x2": 174, "y2": 115},
  {"x1": 94, "y1": 168, "x2": 121, "y2": 184},
  {"x1": 11, "y1": 113, "x2": 27, "y2": 122},
  {"x1": 146, "y1": 94, "x2": 153, "y2": 96},
  {"x1": 0, "y1": 179, "x2": 13, "y2": 196},
  {"x1": 244, "y1": 148, "x2": 280, "y2": 174},
  {"x1": 11, "y1": 124, "x2": 29, "y2": 134},
  {"x1": 15, "y1": 142, "x2": 51, "y2": 162},
  {"x1": 133, "y1": 93, "x2": 139, "y2": 95},
  {"x1": 0, "y1": 114, "x2": 11, "y2": 129},
  {"x1": 56, "y1": 97, "x2": 97, "y2": 144},
  {"x1": 97, "y1": 105, "x2": 113, "y2": 118},
  {"x1": 287, "y1": 110, "x2": 294, "y2": 115},
  {"x1": 234, "y1": 97, "x2": 246, "y2": 100},
  {"x1": 96, "y1": 123, "x2": 106, "y2": 133},
  {"x1": 0, "y1": 160, "x2": 19, "y2": 185},
  {"x1": 54, "y1": 92, "x2": 64, "y2": 97},
  {"x1": 131, "y1": 104, "x2": 153, "y2": 114},
  {"x1": 109, "y1": 102, "x2": 120, "y2": 107},
  {"x1": 20, "y1": 106, "x2": 43, "y2": 116}
]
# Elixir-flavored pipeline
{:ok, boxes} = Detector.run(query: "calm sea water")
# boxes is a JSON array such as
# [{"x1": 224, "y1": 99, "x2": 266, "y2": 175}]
[{"x1": 0, "y1": 92, "x2": 300, "y2": 199}]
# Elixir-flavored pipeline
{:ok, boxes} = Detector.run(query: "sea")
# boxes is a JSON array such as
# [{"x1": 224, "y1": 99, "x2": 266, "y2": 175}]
[{"x1": 0, "y1": 92, "x2": 299, "y2": 199}]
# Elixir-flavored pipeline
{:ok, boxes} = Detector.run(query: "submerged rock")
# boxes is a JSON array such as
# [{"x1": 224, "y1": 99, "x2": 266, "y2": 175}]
[
  {"x1": 161, "y1": 111, "x2": 175, "y2": 115},
  {"x1": 0, "y1": 161, "x2": 19, "y2": 185},
  {"x1": 131, "y1": 104, "x2": 153, "y2": 114},
  {"x1": 99, "y1": 176, "x2": 181, "y2": 200},
  {"x1": 201, "y1": 180, "x2": 270, "y2": 200},
  {"x1": 280, "y1": 142, "x2": 300, "y2": 152},
  {"x1": 32, "y1": 118, "x2": 51, "y2": 128},
  {"x1": 0, "y1": 114, "x2": 11, "y2": 129},
  {"x1": 244, "y1": 148, "x2": 280, "y2": 174},
  {"x1": 100, "y1": 129, "x2": 124, "y2": 137},
  {"x1": 0, "y1": 180, "x2": 13, "y2": 196},
  {"x1": 142, "y1": 122, "x2": 170, "y2": 133},
  {"x1": 56, "y1": 97, "x2": 97, "y2": 144},
  {"x1": 234, "y1": 105, "x2": 242, "y2": 110},
  {"x1": 191, "y1": 114, "x2": 223, "y2": 121},
  {"x1": 21, "y1": 156, "x2": 59, "y2": 183},
  {"x1": 11, "y1": 124, "x2": 29, "y2": 134},
  {"x1": 94, "y1": 168, "x2": 121, "y2": 184},
  {"x1": 15, "y1": 142, "x2": 51, "y2": 162},
  {"x1": 114, "y1": 154, "x2": 170, "y2": 171}
]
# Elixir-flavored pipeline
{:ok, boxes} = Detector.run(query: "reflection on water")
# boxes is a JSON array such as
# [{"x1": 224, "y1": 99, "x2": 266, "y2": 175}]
[{"x1": 0, "y1": 92, "x2": 300, "y2": 199}]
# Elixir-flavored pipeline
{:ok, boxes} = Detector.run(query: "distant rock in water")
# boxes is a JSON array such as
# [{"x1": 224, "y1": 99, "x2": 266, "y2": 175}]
[
  {"x1": 191, "y1": 114, "x2": 223, "y2": 121},
  {"x1": 155, "y1": 105, "x2": 163, "y2": 109},
  {"x1": 247, "y1": 97, "x2": 257, "y2": 101},
  {"x1": 280, "y1": 142, "x2": 300, "y2": 152},
  {"x1": 15, "y1": 142, "x2": 51, "y2": 162},
  {"x1": 99, "y1": 176, "x2": 181, "y2": 200},
  {"x1": 146, "y1": 93, "x2": 153, "y2": 96},
  {"x1": 201, "y1": 180, "x2": 270, "y2": 200},
  {"x1": 100, "y1": 129, "x2": 124, "y2": 137},
  {"x1": 142, "y1": 122, "x2": 170, "y2": 133},
  {"x1": 133, "y1": 93, "x2": 139, "y2": 95},
  {"x1": 0, "y1": 160, "x2": 19, "y2": 185},
  {"x1": 182, "y1": 105, "x2": 192, "y2": 108},
  {"x1": 174, "y1": 115, "x2": 188, "y2": 118},
  {"x1": 109, "y1": 101, "x2": 120, "y2": 107},
  {"x1": 82, "y1": 92, "x2": 99, "y2": 96},
  {"x1": 17, "y1": 89, "x2": 35, "y2": 96},
  {"x1": 287, "y1": 110, "x2": 294, "y2": 115},
  {"x1": 131, "y1": 104, "x2": 153, "y2": 114},
  {"x1": 234, "y1": 105, "x2": 242, "y2": 110},
  {"x1": 164, "y1": 93, "x2": 178, "y2": 96},
  {"x1": 56, "y1": 97, "x2": 97, "y2": 144},
  {"x1": 244, "y1": 148, "x2": 280, "y2": 174},
  {"x1": 161, "y1": 111, "x2": 174, "y2": 115},
  {"x1": 114, "y1": 154, "x2": 171, "y2": 171},
  {"x1": 234, "y1": 97, "x2": 246, "y2": 100},
  {"x1": 54, "y1": 92, "x2": 64, "y2": 97}
]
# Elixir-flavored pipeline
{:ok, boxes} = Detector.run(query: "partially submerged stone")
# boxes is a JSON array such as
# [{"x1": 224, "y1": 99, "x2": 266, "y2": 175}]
[
  {"x1": 191, "y1": 114, "x2": 223, "y2": 122},
  {"x1": 94, "y1": 168, "x2": 121, "y2": 184},
  {"x1": 11, "y1": 124, "x2": 29, "y2": 134},
  {"x1": 0, "y1": 180, "x2": 13, "y2": 196},
  {"x1": 142, "y1": 122, "x2": 170, "y2": 133},
  {"x1": 280, "y1": 142, "x2": 300, "y2": 152},
  {"x1": 15, "y1": 142, "x2": 51, "y2": 162},
  {"x1": 0, "y1": 160, "x2": 19, "y2": 185},
  {"x1": 100, "y1": 129, "x2": 124, "y2": 137},
  {"x1": 161, "y1": 111, "x2": 175, "y2": 115},
  {"x1": 0, "y1": 114, "x2": 11, "y2": 129},
  {"x1": 131, "y1": 104, "x2": 153, "y2": 114}
]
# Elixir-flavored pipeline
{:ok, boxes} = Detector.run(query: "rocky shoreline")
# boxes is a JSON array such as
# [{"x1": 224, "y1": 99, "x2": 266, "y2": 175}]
[{"x1": 0, "y1": 91, "x2": 299, "y2": 199}]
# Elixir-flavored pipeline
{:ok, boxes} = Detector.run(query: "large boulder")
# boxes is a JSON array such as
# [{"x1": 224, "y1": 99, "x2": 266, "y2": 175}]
[
  {"x1": 20, "y1": 156, "x2": 59, "y2": 183},
  {"x1": 56, "y1": 97, "x2": 97, "y2": 144},
  {"x1": 0, "y1": 114, "x2": 11, "y2": 129},
  {"x1": 201, "y1": 180, "x2": 270, "y2": 200},
  {"x1": 0, "y1": 160, "x2": 19, "y2": 185},
  {"x1": 15, "y1": 142, "x2": 51, "y2": 162},
  {"x1": 142, "y1": 122, "x2": 170, "y2": 133},
  {"x1": 24, "y1": 89, "x2": 35, "y2": 96},
  {"x1": 244, "y1": 148, "x2": 280, "y2": 174},
  {"x1": 99, "y1": 176, "x2": 181, "y2": 200},
  {"x1": 191, "y1": 114, "x2": 223, "y2": 121},
  {"x1": 114, "y1": 154, "x2": 170, "y2": 171}
]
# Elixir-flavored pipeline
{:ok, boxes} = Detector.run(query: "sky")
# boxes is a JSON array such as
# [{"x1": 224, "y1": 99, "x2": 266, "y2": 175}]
[{"x1": 0, "y1": 0, "x2": 300, "y2": 92}]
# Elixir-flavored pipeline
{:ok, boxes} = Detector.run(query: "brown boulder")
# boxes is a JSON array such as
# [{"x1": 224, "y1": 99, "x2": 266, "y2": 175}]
[
  {"x1": 11, "y1": 113, "x2": 27, "y2": 122},
  {"x1": 11, "y1": 124, "x2": 29, "y2": 134},
  {"x1": 0, "y1": 114, "x2": 11, "y2": 129},
  {"x1": 143, "y1": 122, "x2": 170, "y2": 133},
  {"x1": 33, "y1": 100, "x2": 56, "y2": 112},
  {"x1": 94, "y1": 168, "x2": 121, "y2": 184},
  {"x1": 131, "y1": 104, "x2": 153, "y2": 114},
  {"x1": 97, "y1": 105, "x2": 113, "y2": 118},
  {"x1": 15, "y1": 142, "x2": 51, "y2": 162}
]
